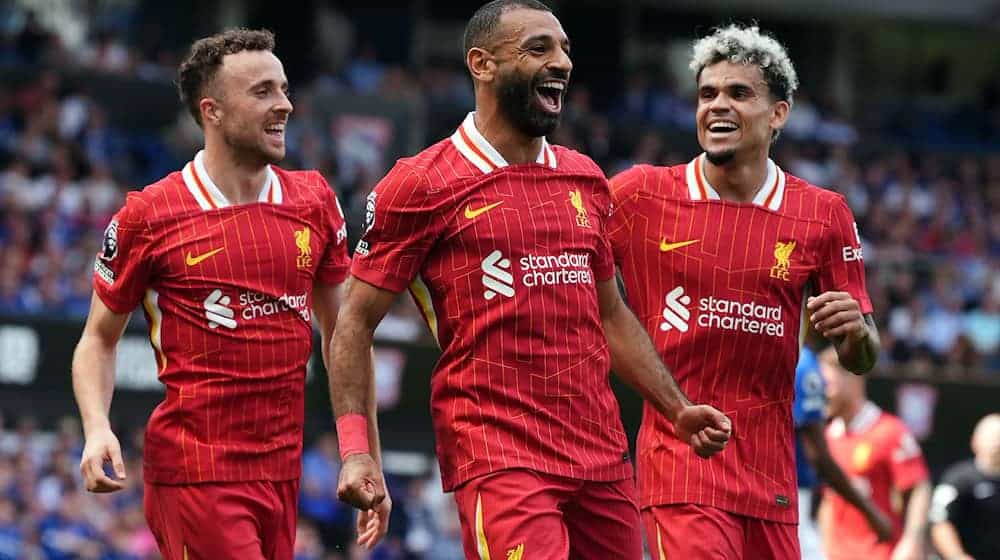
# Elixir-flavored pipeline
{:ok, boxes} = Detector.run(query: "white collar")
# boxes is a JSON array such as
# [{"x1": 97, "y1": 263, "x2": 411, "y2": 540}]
[
  {"x1": 181, "y1": 150, "x2": 282, "y2": 210},
  {"x1": 449, "y1": 112, "x2": 557, "y2": 174},
  {"x1": 684, "y1": 153, "x2": 786, "y2": 210},
  {"x1": 831, "y1": 400, "x2": 882, "y2": 437}
]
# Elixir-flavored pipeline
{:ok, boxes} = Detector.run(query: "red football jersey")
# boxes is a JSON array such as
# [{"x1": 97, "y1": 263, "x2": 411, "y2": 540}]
[
  {"x1": 351, "y1": 113, "x2": 633, "y2": 491},
  {"x1": 608, "y1": 155, "x2": 872, "y2": 523},
  {"x1": 94, "y1": 150, "x2": 350, "y2": 484},
  {"x1": 824, "y1": 402, "x2": 929, "y2": 560}
]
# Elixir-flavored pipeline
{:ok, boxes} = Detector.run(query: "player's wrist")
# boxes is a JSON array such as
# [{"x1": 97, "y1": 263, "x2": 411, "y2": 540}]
[{"x1": 336, "y1": 413, "x2": 371, "y2": 460}]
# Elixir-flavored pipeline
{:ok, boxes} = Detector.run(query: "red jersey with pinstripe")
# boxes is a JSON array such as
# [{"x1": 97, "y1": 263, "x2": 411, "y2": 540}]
[
  {"x1": 352, "y1": 112, "x2": 632, "y2": 492},
  {"x1": 608, "y1": 155, "x2": 872, "y2": 523},
  {"x1": 824, "y1": 402, "x2": 929, "y2": 560},
  {"x1": 93, "y1": 150, "x2": 350, "y2": 484}
]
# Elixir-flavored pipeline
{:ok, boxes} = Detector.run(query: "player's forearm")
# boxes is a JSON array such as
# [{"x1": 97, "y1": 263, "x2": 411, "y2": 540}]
[
  {"x1": 815, "y1": 450, "x2": 877, "y2": 519},
  {"x1": 329, "y1": 313, "x2": 375, "y2": 420},
  {"x1": 72, "y1": 334, "x2": 118, "y2": 436},
  {"x1": 931, "y1": 522, "x2": 970, "y2": 559},
  {"x1": 604, "y1": 305, "x2": 691, "y2": 422},
  {"x1": 328, "y1": 303, "x2": 385, "y2": 465},
  {"x1": 901, "y1": 481, "x2": 931, "y2": 542},
  {"x1": 835, "y1": 315, "x2": 880, "y2": 374},
  {"x1": 365, "y1": 347, "x2": 382, "y2": 465}
]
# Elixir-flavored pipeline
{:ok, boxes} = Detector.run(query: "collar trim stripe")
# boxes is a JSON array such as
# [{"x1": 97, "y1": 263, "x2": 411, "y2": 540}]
[{"x1": 449, "y1": 112, "x2": 557, "y2": 174}]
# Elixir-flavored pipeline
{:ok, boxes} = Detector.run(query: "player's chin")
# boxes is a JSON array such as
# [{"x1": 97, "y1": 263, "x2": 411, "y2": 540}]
[{"x1": 260, "y1": 143, "x2": 286, "y2": 164}]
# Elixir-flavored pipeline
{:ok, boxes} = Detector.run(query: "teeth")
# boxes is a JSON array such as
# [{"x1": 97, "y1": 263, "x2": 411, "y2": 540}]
[{"x1": 539, "y1": 81, "x2": 564, "y2": 91}]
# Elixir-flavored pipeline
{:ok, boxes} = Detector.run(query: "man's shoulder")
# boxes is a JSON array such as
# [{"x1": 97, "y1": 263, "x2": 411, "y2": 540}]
[
  {"x1": 396, "y1": 137, "x2": 469, "y2": 182},
  {"x1": 608, "y1": 163, "x2": 685, "y2": 203},
  {"x1": 272, "y1": 166, "x2": 327, "y2": 189},
  {"x1": 270, "y1": 166, "x2": 335, "y2": 203},
  {"x1": 782, "y1": 173, "x2": 850, "y2": 215},
  {"x1": 118, "y1": 171, "x2": 188, "y2": 223},
  {"x1": 549, "y1": 145, "x2": 605, "y2": 177},
  {"x1": 940, "y1": 459, "x2": 979, "y2": 487}
]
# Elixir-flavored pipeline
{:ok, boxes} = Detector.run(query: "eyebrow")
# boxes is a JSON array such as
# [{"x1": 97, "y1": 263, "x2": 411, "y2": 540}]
[
  {"x1": 522, "y1": 33, "x2": 570, "y2": 49},
  {"x1": 248, "y1": 78, "x2": 288, "y2": 90}
]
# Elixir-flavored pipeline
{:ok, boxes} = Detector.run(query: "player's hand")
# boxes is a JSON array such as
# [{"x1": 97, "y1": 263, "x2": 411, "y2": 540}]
[
  {"x1": 337, "y1": 453, "x2": 387, "y2": 510},
  {"x1": 79, "y1": 427, "x2": 127, "y2": 493},
  {"x1": 865, "y1": 505, "x2": 894, "y2": 543},
  {"x1": 356, "y1": 488, "x2": 392, "y2": 549},
  {"x1": 675, "y1": 405, "x2": 732, "y2": 459},
  {"x1": 807, "y1": 292, "x2": 866, "y2": 342}
]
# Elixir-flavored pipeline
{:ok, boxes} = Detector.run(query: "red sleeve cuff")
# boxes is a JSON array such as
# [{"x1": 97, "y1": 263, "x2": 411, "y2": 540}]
[
  {"x1": 316, "y1": 265, "x2": 349, "y2": 286},
  {"x1": 93, "y1": 283, "x2": 139, "y2": 314},
  {"x1": 350, "y1": 260, "x2": 410, "y2": 293}
]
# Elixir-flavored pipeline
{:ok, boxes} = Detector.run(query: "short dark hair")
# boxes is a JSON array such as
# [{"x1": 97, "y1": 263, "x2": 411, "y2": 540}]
[
  {"x1": 463, "y1": 0, "x2": 552, "y2": 54},
  {"x1": 176, "y1": 28, "x2": 276, "y2": 126}
]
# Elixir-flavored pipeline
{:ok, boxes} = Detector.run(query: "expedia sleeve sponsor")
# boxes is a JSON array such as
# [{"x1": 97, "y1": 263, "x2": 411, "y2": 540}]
[{"x1": 818, "y1": 197, "x2": 873, "y2": 314}]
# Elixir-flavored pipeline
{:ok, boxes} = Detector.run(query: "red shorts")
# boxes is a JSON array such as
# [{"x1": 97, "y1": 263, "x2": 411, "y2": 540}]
[
  {"x1": 643, "y1": 504, "x2": 799, "y2": 560},
  {"x1": 144, "y1": 480, "x2": 299, "y2": 560},
  {"x1": 453, "y1": 469, "x2": 641, "y2": 560}
]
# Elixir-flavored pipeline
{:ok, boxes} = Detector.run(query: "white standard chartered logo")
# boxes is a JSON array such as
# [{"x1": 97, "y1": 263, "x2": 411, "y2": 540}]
[
  {"x1": 481, "y1": 249, "x2": 593, "y2": 300},
  {"x1": 659, "y1": 286, "x2": 692, "y2": 332},
  {"x1": 203, "y1": 289, "x2": 311, "y2": 328},
  {"x1": 659, "y1": 286, "x2": 785, "y2": 337},
  {"x1": 482, "y1": 250, "x2": 514, "y2": 300},
  {"x1": 204, "y1": 289, "x2": 236, "y2": 329}
]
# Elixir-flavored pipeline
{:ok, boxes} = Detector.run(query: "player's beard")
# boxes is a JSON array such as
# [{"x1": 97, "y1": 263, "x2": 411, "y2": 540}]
[
  {"x1": 222, "y1": 121, "x2": 284, "y2": 167},
  {"x1": 705, "y1": 149, "x2": 736, "y2": 166},
  {"x1": 496, "y1": 69, "x2": 561, "y2": 138}
]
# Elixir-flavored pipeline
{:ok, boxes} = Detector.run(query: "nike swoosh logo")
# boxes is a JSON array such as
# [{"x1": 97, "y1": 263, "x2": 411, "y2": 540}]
[
  {"x1": 464, "y1": 201, "x2": 504, "y2": 219},
  {"x1": 186, "y1": 247, "x2": 224, "y2": 266},
  {"x1": 659, "y1": 239, "x2": 700, "y2": 252}
]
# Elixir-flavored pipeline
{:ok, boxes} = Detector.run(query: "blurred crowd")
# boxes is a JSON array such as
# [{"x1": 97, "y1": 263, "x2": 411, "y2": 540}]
[
  {"x1": 0, "y1": 8, "x2": 997, "y2": 378},
  {"x1": 0, "y1": 414, "x2": 464, "y2": 560}
]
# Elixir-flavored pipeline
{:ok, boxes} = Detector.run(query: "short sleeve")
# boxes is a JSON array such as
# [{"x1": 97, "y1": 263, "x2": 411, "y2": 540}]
[
  {"x1": 793, "y1": 351, "x2": 826, "y2": 427},
  {"x1": 315, "y1": 175, "x2": 350, "y2": 285},
  {"x1": 92, "y1": 194, "x2": 152, "y2": 313},
  {"x1": 816, "y1": 196, "x2": 873, "y2": 313},
  {"x1": 889, "y1": 427, "x2": 930, "y2": 493},
  {"x1": 928, "y1": 465, "x2": 967, "y2": 524},
  {"x1": 350, "y1": 162, "x2": 443, "y2": 293},
  {"x1": 592, "y1": 179, "x2": 616, "y2": 282},
  {"x1": 607, "y1": 166, "x2": 646, "y2": 268}
]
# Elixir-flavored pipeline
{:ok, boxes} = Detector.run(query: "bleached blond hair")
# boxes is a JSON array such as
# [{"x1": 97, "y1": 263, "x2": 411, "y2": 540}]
[{"x1": 689, "y1": 24, "x2": 799, "y2": 106}]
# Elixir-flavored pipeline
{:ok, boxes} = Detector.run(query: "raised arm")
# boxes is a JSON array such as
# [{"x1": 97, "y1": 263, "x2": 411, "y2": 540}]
[
  {"x1": 72, "y1": 293, "x2": 131, "y2": 493},
  {"x1": 596, "y1": 278, "x2": 731, "y2": 458}
]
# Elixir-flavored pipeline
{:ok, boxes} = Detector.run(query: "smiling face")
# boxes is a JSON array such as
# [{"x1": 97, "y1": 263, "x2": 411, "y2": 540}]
[
  {"x1": 696, "y1": 60, "x2": 788, "y2": 166},
  {"x1": 204, "y1": 50, "x2": 293, "y2": 165},
  {"x1": 488, "y1": 8, "x2": 572, "y2": 137}
]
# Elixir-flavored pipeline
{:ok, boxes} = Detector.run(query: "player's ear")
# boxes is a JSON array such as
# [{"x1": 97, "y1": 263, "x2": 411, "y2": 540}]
[
  {"x1": 467, "y1": 47, "x2": 497, "y2": 84},
  {"x1": 200, "y1": 96, "x2": 222, "y2": 127},
  {"x1": 770, "y1": 99, "x2": 790, "y2": 131}
]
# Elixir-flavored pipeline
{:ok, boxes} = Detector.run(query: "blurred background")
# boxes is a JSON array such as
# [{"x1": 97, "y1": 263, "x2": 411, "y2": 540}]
[{"x1": 0, "y1": 0, "x2": 997, "y2": 558}]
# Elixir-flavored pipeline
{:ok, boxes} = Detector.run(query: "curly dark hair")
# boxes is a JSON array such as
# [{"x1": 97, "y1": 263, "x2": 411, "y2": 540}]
[{"x1": 176, "y1": 28, "x2": 276, "y2": 127}]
